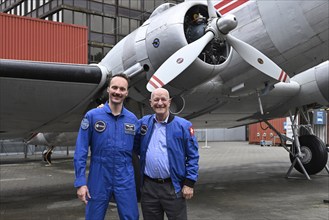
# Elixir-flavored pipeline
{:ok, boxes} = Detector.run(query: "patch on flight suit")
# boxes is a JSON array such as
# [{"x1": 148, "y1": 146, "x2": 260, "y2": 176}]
[
  {"x1": 94, "y1": 121, "x2": 106, "y2": 132},
  {"x1": 124, "y1": 123, "x2": 135, "y2": 135},
  {"x1": 141, "y1": 124, "x2": 148, "y2": 135},
  {"x1": 81, "y1": 118, "x2": 89, "y2": 130}
]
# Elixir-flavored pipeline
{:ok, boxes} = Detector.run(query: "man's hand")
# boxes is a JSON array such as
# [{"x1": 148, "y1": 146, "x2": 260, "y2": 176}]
[
  {"x1": 77, "y1": 185, "x2": 91, "y2": 204},
  {"x1": 182, "y1": 185, "x2": 194, "y2": 200}
]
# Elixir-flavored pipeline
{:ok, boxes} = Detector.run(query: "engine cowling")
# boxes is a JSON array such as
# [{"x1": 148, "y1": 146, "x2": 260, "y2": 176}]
[{"x1": 99, "y1": 2, "x2": 233, "y2": 99}]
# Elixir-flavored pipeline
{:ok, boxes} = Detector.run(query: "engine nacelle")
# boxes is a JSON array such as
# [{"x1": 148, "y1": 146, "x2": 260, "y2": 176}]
[
  {"x1": 100, "y1": 1, "x2": 233, "y2": 99},
  {"x1": 291, "y1": 61, "x2": 329, "y2": 107},
  {"x1": 27, "y1": 132, "x2": 77, "y2": 146}
]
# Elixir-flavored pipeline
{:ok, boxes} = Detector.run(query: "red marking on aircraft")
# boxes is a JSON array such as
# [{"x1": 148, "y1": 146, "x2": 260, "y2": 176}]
[
  {"x1": 150, "y1": 75, "x2": 165, "y2": 89},
  {"x1": 278, "y1": 70, "x2": 288, "y2": 82},
  {"x1": 214, "y1": 0, "x2": 249, "y2": 15},
  {"x1": 149, "y1": 79, "x2": 158, "y2": 89}
]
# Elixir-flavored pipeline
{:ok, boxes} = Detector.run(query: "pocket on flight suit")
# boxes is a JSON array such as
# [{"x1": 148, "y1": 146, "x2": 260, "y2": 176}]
[{"x1": 87, "y1": 157, "x2": 107, "y2": 201}]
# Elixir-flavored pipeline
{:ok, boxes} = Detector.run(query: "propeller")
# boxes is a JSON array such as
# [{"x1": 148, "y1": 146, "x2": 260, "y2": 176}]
[
  {"x1": 146, "y1": 31, "x2": 215, "y2": 92},
  {"x1": 226, "y1": 35, "x2": 290, "y2": 83},
  {"x1": 146, "y1": 0, "x2": 289, "y2": 92},
  {"x1": 207, "y1": 0, "x2": 218, "y2": 19}
]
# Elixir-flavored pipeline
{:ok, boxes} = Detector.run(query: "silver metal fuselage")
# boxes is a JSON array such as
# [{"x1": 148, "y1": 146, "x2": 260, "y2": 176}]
[
  {"x1": 0, "y1": 0, "x2": 328, "y2": 141},
  {"x1": 100, "y1": 0, "x2": 329, "y2": 127}
]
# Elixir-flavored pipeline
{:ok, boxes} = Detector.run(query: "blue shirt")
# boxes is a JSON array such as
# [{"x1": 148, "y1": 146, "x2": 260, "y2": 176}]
[
  {"x1": 144, "y1": 115, "x2": 170, "y2": 179},
  {"x1": 137, "y1": 114, "x2": 199, "y2": 193}
]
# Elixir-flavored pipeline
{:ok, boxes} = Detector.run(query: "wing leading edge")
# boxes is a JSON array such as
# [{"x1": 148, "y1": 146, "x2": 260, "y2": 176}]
[{"x1": 0, "y1": 59, "x2": 107, "y2": 139}]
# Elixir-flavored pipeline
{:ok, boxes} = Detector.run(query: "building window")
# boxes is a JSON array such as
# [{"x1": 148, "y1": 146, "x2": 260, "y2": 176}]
[
  {"x1": 74, "y1": 0, "x2": 87, "y2": 8},
  {"x1": 103, "y1": 34, "x2": 115, "y2": 45},
  {"x1": 16, "y1": 4, "x2": 20, "y2": 15},
  {"x1": 63, "y1": 9, "x2": 73, "y2": 23},
  {"x1": 118, "y1": 0, "x2": 129, "y2": 8},
  {"x1": 155, "y1": 0, "x2": 165, "y2": 8},
  {"x1": 104, "y1": 0, "x2": 115, "y2": 4},
  {"x1": 27, "y1": 0, "x2": 31, "y2": 13},
  {"x1": 90, "y1": 46, "x2": 103, "y2": 63},
  {"x1": 118, "y1": 17, "x2": 129, "y2": 35},
  {"x1": 144, "y1": 0, "x2": 155, "y2": 12},
  {"x1": 63, "y1": 0, "x2": 74, "y2": 6},
  {"x1": 90, "y1": 32, "x2": 103, "y2": 43},
  {"x1": 130, "y1": 18, "x2": 139, "y2": 32},
  {"x1": 74, "y1": 11, "x2": 87, "y2": 26},
  {"x1": 58, "y1": 10, "x2": 62, "y2": 22},
  {"x1": 131, "y1": 0, "x2": 141, "y2": 10},
  {"x1": 104, "y1": 47, "x2": 111, "y2": 56},
  {"x1": 90, "y1": 14, "x2": 102, "y2": 32},
  {"x1": 52, "y1": 12, "x2": 57, "y2": 21},
  {"x1": 32, "y1": 0, "x2": 37, "y2": 11},
  {"x1": 104, "y1": 16, "x2": 115, "y2": 34},
  {"x1": 21, "y1": 2, "x2": 25, "y2": 15},
  {"x1": 90, "y1": 1, "x2": 102, "y2": 12},
  {"x1": 37, "y1": 5, "x2": 44, "y2": 17}
]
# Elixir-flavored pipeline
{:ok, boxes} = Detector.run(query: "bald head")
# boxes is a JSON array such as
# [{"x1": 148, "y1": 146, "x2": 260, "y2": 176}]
[
  {"x1": 149, "y1": 88, "x2": 171, "y2": 122},
  {"x1": 151, "y1": 88, "x2": 170, "y2": 100}
]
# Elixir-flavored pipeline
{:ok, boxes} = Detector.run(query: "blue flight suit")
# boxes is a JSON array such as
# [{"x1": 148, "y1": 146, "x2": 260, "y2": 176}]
[
  {"x1": 74, "y1": 102, "x2": 139, "y2": 220},
  {"x1": 136, "y1": 114, "x2": 199, "y2": 193}
]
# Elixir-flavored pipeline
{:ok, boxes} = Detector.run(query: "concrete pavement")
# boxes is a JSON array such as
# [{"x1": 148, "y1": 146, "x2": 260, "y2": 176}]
[{"x1": 0, "y1": 141, "x2": 328, "y2": 220}]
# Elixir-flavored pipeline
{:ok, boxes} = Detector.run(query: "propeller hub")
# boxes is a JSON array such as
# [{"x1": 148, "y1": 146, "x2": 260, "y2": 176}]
[
  {"x1": 216, "y1": 14, "x2": 238, "y2": 35},
  {"x1": 205, "y1": 18, "x2": 220, "y2": 38}
]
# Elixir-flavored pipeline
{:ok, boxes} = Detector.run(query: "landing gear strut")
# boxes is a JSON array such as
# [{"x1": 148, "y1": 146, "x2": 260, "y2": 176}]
[
  {"x1": 43, "y1": 146, "x2": 54, "y2": 166},
  {"x1": 264, "y1": 107, "x2": 328, "y2": 179}
]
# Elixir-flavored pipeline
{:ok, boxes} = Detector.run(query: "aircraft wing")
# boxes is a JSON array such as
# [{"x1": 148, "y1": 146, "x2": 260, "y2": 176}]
[
  {"x1": 0, "y1": 59, "x2": 107, "y2": 139},
  {"x1": 1, "y1": 0, "x2": 328, "y2": 139}
]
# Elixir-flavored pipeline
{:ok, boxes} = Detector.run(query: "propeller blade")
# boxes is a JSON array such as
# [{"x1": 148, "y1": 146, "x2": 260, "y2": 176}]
[
  {"x1": 207, "y1": 0, "x2": 218, "y2": 18},
  {"x1": 226, "y1": 34, "x2": 290, "y2": 83},
  {"x1": 147, "y1": 31, "x2": 214, "y2": 92}
]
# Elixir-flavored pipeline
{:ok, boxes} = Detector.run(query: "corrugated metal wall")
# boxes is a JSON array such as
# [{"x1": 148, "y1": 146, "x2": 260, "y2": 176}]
[
  {"x1": 248, "y1": 118, "x2": 286, "y2": 145},
  {"x1": 195, "y1": 127, "x2": 246, "y2": 142},
  {"x1": 0, "y1": 13, "x2": 88, "y2": 64}
]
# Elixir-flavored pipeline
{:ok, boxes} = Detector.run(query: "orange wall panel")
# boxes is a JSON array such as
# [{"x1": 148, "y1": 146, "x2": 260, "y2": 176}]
[
  {"x1": 0, "y1": 13, "x2": 88, "y2": 64},
  {"x1": 249, "y1": 118, "x2": 286, "y2": 145}
]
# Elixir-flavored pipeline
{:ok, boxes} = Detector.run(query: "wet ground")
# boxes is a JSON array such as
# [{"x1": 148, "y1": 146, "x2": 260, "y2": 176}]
[{"x1": 1, "y1": 141, "x2": 328, "y2": 220}]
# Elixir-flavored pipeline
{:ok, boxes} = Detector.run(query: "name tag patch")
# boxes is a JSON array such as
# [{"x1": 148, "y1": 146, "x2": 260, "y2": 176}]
[
  {"x1": 94, "y1": 121, "x2": 106, "y2": 132},
  {"x1": 125, "y1": 123, "x2": 135, "y2": 135}
]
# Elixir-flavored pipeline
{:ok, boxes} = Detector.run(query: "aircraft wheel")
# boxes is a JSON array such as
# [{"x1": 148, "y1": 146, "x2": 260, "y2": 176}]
[{"x1": 289, "y1": 135, "x2": 328, "y2": 175}]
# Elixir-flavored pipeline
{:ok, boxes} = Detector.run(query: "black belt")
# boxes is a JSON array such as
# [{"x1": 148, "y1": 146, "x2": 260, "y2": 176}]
[{"x1": 144, "y1": 175, "x2": 171, "y2": 184}]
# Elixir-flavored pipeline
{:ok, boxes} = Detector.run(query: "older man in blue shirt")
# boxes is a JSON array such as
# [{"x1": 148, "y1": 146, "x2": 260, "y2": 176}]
[{"x1": 136, "y1": 88, "x2": 199, "y2": 220}]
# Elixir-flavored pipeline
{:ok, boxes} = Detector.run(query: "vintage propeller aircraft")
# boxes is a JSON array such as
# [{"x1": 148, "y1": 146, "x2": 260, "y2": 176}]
[{"x1": 0, "y1": 0, "x2": 328, "y2": 178}]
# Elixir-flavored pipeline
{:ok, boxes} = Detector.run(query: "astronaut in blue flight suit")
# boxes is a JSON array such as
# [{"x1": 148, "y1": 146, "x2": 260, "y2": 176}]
[{"x1": 74, "y1": 73, "x2": 139, "y2": 220}]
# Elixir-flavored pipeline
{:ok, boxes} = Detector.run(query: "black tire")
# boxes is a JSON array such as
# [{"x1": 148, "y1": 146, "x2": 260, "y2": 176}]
[{"x1": 289, "y1": 135, "x2": 328, "y2": 175}]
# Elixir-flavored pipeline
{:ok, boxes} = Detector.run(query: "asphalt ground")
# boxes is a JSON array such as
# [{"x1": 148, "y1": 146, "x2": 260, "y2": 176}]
[{"x1": 0, "y1": 141, "x2": 328, "y2": 220}]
